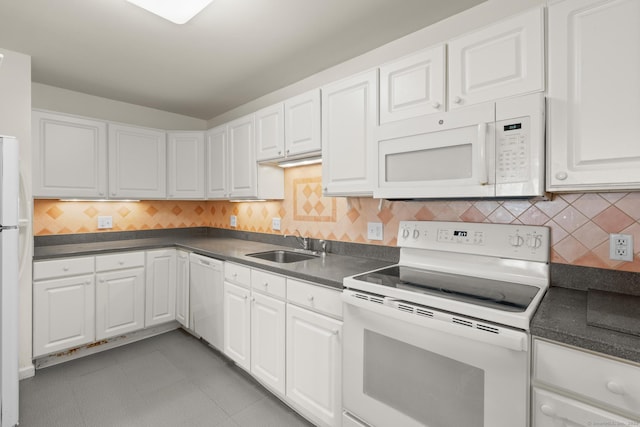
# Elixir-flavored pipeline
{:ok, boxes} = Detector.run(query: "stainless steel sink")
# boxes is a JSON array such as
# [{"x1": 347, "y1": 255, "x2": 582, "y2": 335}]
[{"x1": 246, "y1": 250, "x2": 319, "y2": 263}]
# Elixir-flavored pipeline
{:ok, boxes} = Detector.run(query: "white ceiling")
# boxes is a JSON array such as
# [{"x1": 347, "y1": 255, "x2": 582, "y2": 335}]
[{"x1": 0, "y1": 0, "x2": 485, "y2": 120}]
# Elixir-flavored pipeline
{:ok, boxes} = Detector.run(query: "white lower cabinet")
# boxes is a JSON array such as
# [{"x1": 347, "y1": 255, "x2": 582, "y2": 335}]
[
  {"x1": 532, "y1": 339, "x2": 640, "y2": 425},
  {"x1": 286, "y1": 302, "x2": 342, "y2": 427},
  {"x1": 145, "y1": 249, "x2": 177, "y2": 327},
  {"x1": 95, "y1": 252, "x2": 146, "y2": 340},
  {"x1": 175, "y1": 250, "x2": 190, "y2": 328},
  {"x1": 223, "y1": 281, "x2": 251, "y2": 371},
  {"x1": 33, "y1": 272, "x2": 96, "y2": 358}
]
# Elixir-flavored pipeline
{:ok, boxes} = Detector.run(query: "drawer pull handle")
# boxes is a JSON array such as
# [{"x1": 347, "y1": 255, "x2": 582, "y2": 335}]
[
  {"x1": 118, "y1": 260, "x2": 124, "y2": 265},
  {"x1": 606, "y1": 381, "x2": 625, "y2": 395},
  {"x1": 263, "y1": 282, "x2": 268, "y2": 288},
  {"x1": 307, "y1": 296, "x2": 314, "y2": 302},
  {"x1": 540, "y1": 404, "x2": 555, "y2": 417},
  {"x1": 63, "y1": 267, "x2": 69, "y2": 271}
]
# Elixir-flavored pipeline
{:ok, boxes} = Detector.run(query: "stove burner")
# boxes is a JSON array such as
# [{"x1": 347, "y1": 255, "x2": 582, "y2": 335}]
[{"x1": 353, "y1": 266, "x2": 539, "y2": 313}]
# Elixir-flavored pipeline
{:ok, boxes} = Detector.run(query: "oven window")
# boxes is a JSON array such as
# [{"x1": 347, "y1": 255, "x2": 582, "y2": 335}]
[{"x1": 363, "y1": 330, "x2": 484, "y2": 427}]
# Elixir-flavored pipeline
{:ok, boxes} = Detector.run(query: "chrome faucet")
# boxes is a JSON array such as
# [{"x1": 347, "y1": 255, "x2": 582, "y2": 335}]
[{"x1": 293, "y1": 229, "x2": 310, "y2": 251}]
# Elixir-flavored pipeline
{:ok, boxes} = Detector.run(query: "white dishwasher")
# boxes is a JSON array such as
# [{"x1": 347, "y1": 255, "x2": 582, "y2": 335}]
[{"x1": 189, "y1": 253, "x2": 224, "y2": 350}]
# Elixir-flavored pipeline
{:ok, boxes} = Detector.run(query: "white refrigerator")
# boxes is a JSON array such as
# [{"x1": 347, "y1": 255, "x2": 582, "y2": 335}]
[{"x1": 0, "y1": 136, "x2": 19, "y2": 427}]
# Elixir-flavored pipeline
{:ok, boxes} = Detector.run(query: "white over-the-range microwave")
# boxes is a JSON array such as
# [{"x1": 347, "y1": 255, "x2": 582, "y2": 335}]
[{"x1": 374, "y1": 92, "x2": 545, "y2": 199}]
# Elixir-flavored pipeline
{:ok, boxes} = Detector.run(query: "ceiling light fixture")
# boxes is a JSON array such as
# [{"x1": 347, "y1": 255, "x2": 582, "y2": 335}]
[{"x1": 126, "y1": 0, "x2": 214, "y2": 24}]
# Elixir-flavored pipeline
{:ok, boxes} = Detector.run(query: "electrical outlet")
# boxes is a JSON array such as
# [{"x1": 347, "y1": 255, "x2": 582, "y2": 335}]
[
  {"x1": 609, "y1": 234, "x2": 634, "y2": 261},
  {"x1": 272, "y1": 217, "x2": 281, "y2": 231},
  {"x1": 97, "y1": 216, "x2": 112, "y2": 229},
  {"x1": 230, "y1": 215, "x2": 237, "y2": 228},
  {"x1": 367, "y1": 222, "x2": 383, "y2": 241}
]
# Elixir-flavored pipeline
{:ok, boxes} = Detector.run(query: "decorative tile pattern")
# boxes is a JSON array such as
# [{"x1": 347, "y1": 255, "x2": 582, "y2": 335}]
[{"x1": 34, "y1": 165, "x2": 640, "y2": 273}]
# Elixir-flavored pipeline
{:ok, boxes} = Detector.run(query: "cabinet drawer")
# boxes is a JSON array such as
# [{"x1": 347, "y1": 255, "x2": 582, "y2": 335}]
[
  {"x1": 286, "y1": 278, "x2": 342, "y2": 319},
  {"x1": 532, "y1": 388, "x2": 636, "y2": 427},
  {"x1": 95, "y1": 251, "x2": 145, "y2": 272},
  {"x1": 224, "y1": 262, "x2": 251, "y2": 287},
  {"x1": 534, "y1": 339, "x2": 640, "y2": 416},
  {"x1": 251, "y1": 269, "x2": 286, "y2": 299},
  {"x1": 34, "y1": 256, "x2": 94, "y2": 280}
]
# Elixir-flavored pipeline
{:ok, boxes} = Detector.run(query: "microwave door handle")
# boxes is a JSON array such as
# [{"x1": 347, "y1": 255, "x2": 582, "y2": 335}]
[{"x1": 476, "y1": 123, "x2": 488, "y2": 185}]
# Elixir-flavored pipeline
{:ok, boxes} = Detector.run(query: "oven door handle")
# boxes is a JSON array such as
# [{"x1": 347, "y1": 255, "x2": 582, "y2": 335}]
[{"x1": 343, "y1": 290, "x2": 528, "y2": 352}]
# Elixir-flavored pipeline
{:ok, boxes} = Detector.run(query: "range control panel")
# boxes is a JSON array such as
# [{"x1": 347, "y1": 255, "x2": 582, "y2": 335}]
[{"x1": 398, "y1": 221, "x2": 549, "y2": 263}]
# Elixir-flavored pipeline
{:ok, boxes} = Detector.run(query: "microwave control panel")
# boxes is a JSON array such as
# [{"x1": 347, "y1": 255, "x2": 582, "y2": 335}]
[{"x1": 496, "y1": 116, "x2": 530, "y2": 184}]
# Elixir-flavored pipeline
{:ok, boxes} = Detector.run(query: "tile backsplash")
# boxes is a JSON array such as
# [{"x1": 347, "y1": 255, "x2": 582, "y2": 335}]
[{"x1": 34, "y1": 164, "x2": 640, "y2": 272}]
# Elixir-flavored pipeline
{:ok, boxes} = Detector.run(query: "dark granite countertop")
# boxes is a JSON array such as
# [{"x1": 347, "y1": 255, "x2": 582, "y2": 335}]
[
  {"x1": 34, "y1": 234, "x2": 395, "y2": 290},
  {"x1": 532, "y1": 264, "x2": 640, "y2": 365}
]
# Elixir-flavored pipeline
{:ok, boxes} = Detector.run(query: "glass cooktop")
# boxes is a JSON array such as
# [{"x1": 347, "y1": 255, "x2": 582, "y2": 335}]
[{"x1": 352, "y1": 265, "x2": 539, "y2": 312}]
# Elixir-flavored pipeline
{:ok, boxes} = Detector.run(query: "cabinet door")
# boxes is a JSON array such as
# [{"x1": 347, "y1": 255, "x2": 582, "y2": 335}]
[
  {"x1": 32, "y1": 111, "x2": 107, "y2": 198},
  {"x1": 547, "y1": 0, "x2": 640, "y2": 190},
  {"x1": 379, "y1": 45, "x2": 446, "y2": 123},
  {"x1": 206, "y1": 125, "x2": 228, "y2": 199},
  {"x1": 223, "y1": 281, "x2": 251, "y2": 371},
  {"x1": 145, "y1": 249, "x2": 176, "y2": 327},
  {"x1": 532, "y1": 388, "x2": 636, "y2": 427},
  {"x1": 448, "y1": 6, "x2": 544, "y2": 110},
  {"x1": 251, "y1": 291, "x2": 286, "y2": 396},
  {"x1": 227, "y1": 114, "x2": 257, "y2": 199},
  {"x1": 95, "y1": 267, "x2": 145, "y2": 340},
  {"x1": 108, "y1": 124, "x2": 166, "y2": 199},
  {"x1": 286, "y1": 304, "x2": 342, "y2": 427},
  {"x1": 322, "y1": 70, "x2": 378, "y2": 197},
  {"x1": 175, "y1": 250, "x2": 190, "y2": 329},
  {"x1": 167, "y1": 132, "x2": 205, "y2": 199},
  {"x1": 255, "y1": 103, "x2": 285, "y2": 162},
  {"x1": 285, "y1": 89, "x2": 322, "y2": 157},
  {"x1": 33, "y1": 274, "x2": 95, "y2": 357}
]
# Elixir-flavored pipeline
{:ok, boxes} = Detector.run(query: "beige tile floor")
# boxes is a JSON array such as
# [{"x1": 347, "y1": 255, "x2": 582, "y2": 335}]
[{"x1": 19, "y1": 330, "x2": 314, "y2": 427}]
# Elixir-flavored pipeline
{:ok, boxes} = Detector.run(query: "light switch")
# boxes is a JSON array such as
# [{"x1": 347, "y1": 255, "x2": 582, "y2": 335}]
[
  {"x1": 97, "y1": 216, "x2": 113, "y2": 229},
  {"x1": 230, "y1": 215, "x2": 237, "y2": 228},
  {"x1": 367, "y1": 222, "x2": 383, "y2": 241}
]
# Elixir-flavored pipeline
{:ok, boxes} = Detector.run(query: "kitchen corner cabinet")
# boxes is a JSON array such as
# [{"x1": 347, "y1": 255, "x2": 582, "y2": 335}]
[
  {"x1": 32, "y1": 110, "x2": 108, "y2": 198},
  {"x1": 547, "y1": 0, "x2": 640, "y2": 191},
  {"x1": 379, "y1": 45, "x2": 446, "y2": 123},
  {"x1": 447, "y1": 6, "x2": 544, "y2": 110},
  {"x1": 144, "y1": 249, "x2": 176, "y2": 327},
  {"x1": 206, "y1": 117, "x2": 284, "y2": 200},
  {"x1": 108, "y1": 123, "x2": 166, "y2": 199},
  {"x1": 32, "y1": 257, "x2": 96, "y2": 357},
  {"x1": 322, "y1": 69, "x2": 378, "y2": 197},
  {"x1": 175, "y1": 250, "x2": 190, "y2": 329},
  {"x1": 532, "y1": 339, "x2": 640, "y2": 426},
  {"x1": 167, "y1": 132, "x2": 205, "y2": 199},
  {"x1": 95, "y1": 252, "x2": 145, "y2": 340}
]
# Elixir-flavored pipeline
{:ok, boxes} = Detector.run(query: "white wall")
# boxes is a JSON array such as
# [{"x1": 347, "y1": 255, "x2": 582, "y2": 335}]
[
  {"x1": 32, "y1": 83, "x2": 208, "y2": 131},
  {"x1": 0, "y1": 48, "x2": 34, "y2": 378},
  {"x1": 207, "y1": 0, "x2": 545, "y2": 128}
]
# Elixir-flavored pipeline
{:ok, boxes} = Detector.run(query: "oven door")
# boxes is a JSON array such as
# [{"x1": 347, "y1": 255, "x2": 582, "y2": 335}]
[
  {"x1": 342, "y1": 290, "x2": 530, "y2": 427},
  {"x1": 374, "y1": 101, "x2": 496, "y2": 199}
]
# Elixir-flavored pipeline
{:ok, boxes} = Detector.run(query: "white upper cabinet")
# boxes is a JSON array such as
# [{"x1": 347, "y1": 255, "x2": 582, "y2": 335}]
[
  {"x1": 108, "y1": 124, "x2": 167, "y2": 199},
  {"x1": 448, "y1": 6, "x2": 544, "y2": 110},
  {"x1": 33, "y1": 110, "x2": 108, "y2": 198},
  {"x1": 227, "y1": 114, "x2": 257, "y2": 198},
  {"x1": 206, "y1": 125, "x2": 228, "y2": 199},
  {"x1": 379, "y1": 45, "x2": 446, "y2": 123},
  {"x1": 255, "y1": 103, "x2": 285, "y2": 162},
  {"x1": 322, "y1": 69, "x2": 378, "y2": 197},
  {"x1": 284, "y1": 89, "x2": 322, "y2": 158},
  {"x1": 167, "y1": 132, "x2": 205, "y2": 199},
  {"x1": 547, "y1": 0, "x2": 640, "y2": 191}
]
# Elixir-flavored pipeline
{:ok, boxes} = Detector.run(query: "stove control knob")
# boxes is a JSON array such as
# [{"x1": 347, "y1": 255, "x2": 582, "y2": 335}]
[
  {"x1": 413, "y1": 229, "x2": 420, "y2": 240},
  {"x1": 527, "y1": 234, "x2": 543, "y2": 249},
  {"x1": 402, "y1": 228, "x2": 410, "y2": 239},
  {"x1": 509, "y1": 234, "x2": 524, "y2": 247}
]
